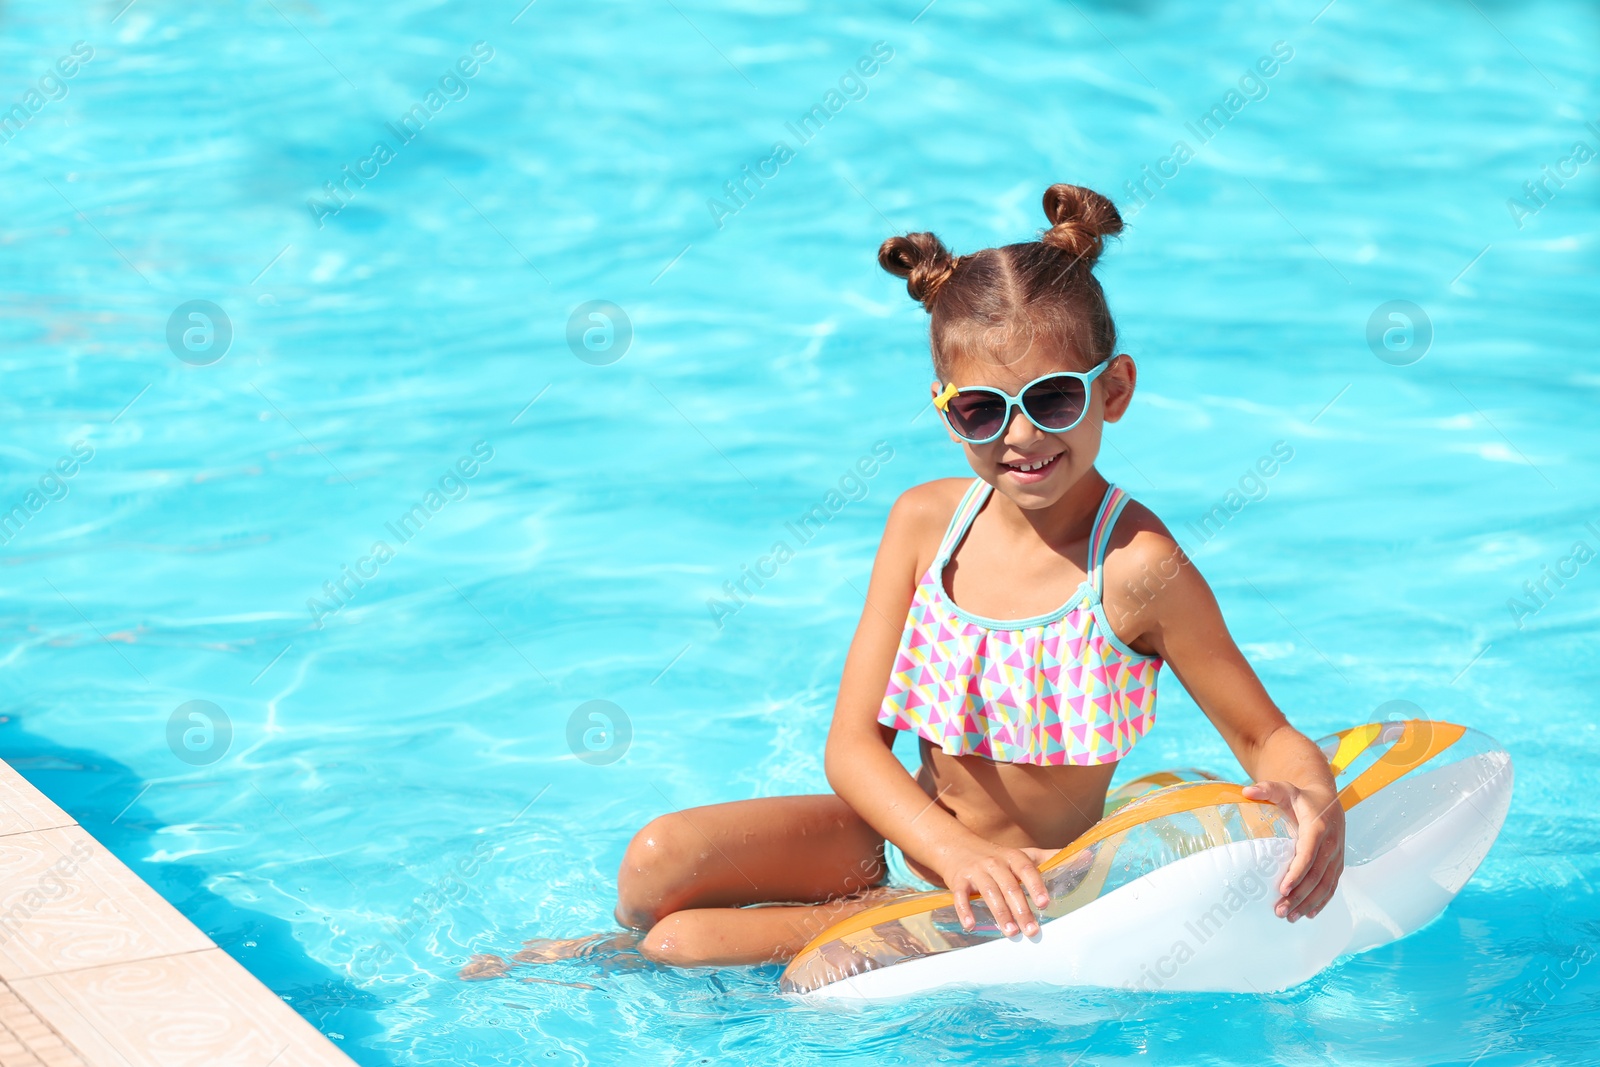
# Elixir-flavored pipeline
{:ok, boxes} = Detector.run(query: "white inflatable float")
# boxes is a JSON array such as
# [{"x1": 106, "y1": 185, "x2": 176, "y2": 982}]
[{"x1": 781, "y1": 718, "x2": 1513, "y2": 1001}]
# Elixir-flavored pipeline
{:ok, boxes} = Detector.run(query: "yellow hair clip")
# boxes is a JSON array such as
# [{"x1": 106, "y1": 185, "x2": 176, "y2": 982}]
[{"x1": 933, "y1": 382, "x2": 959, "y2": 411}]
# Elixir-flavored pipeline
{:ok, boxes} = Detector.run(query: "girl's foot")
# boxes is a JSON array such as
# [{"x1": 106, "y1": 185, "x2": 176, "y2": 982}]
[
  {"x1": 513, "y1": 930, "x2": 639, "y2": 964},
  {"x1": 458, "y1": 953, "x2": 511, "y2": 981},
  {"x1": 457, "y1": 931, "x2": 643, "y2": 981}
]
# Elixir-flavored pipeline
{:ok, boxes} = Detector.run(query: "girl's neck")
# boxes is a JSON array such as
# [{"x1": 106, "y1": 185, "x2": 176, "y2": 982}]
[{"x1": 988, "y1": 468, "x2": 1110, "y2": 550}]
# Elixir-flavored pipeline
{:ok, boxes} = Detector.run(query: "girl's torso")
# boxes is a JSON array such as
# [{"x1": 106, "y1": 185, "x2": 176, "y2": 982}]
[
  {"x1": 881, "y1": 474, "x2": 1163, "y2": 865},
  {"x1": 912, "y1": 737, "x2": 1117, "y2": 851}
]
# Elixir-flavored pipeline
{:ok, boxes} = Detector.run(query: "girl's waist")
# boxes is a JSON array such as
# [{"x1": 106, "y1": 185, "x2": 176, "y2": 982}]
[{"x1": 914, "y1": 737, "x2": 1115, "y2": 849}]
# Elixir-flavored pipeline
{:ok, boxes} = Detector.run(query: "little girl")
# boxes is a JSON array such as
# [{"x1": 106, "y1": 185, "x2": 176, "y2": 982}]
[{"x1": 469, "y1": 182, "x2": 1346, "y2": 977}]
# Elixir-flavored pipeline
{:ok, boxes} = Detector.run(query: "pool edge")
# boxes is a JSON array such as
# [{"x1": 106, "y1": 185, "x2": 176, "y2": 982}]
[{"x1": 0, "y1": 757, "x2": 356, "y2": 1066}]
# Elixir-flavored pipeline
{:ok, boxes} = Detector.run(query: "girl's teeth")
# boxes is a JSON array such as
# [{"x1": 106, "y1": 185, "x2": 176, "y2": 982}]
[{"x1": 1013, "y1": 456, "x2": 1055, "y2": 472}]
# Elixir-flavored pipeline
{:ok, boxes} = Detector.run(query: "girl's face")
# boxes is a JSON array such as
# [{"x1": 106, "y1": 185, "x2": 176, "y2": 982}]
[{"x1": 932, "y1": 342, "x2": 1136, "y2": 511}]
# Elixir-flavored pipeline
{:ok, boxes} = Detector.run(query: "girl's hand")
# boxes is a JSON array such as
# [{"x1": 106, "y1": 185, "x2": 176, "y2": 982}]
[
  {"x1": 939, "y1": 845, "x2": 1056, "y2": 937},
  {"x1": 1241, "y1": 780, "x2": 1346, "y2": 921}
]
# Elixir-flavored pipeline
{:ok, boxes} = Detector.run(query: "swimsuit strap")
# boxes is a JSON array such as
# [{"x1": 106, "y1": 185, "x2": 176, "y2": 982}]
[
  {"x1": 1087, "y1": 485, "x2": 1130, "y2": 598},
  {"x1": 934, "y1": 479, "x2": 995, "y2": 568}
]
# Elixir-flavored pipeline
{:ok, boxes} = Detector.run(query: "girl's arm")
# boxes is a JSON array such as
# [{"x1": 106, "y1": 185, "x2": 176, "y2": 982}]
[
  {"x1": 1111, "y1": 516, "x2": 1345, "y2": 923},
  {"x1": 825, "y1": 485, "x2": 1050, "y2": 938}
]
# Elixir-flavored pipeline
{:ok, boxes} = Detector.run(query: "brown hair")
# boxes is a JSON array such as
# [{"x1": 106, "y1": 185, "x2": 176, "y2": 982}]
[{"x1": 878, "y1": 183, "x2": 1124, "y2": 376}]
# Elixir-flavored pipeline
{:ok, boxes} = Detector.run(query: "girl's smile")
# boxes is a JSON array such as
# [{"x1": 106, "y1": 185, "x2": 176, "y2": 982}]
[{"x1": 1000, "y1": 451, "x2": 1061, "y2": 479}]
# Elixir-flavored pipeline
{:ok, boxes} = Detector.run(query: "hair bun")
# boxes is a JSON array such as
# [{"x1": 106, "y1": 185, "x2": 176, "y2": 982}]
[
  {"x1": 878, "y1": 232, "x2": 960, "y2": 311},
  {"x1": 1040, "y1": 183, "x2": 1124, "y2": 267}
]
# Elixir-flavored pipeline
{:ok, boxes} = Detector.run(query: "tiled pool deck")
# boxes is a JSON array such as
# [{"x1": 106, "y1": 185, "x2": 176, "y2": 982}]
[{"x1": 0, "y1": 759, "x2": 353, "y2": 1066}]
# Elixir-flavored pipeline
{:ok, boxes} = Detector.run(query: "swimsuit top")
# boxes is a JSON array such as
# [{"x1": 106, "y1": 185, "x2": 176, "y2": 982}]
[{"x1": 877, "y1": 479, "x2": 1162, "y2": 766}]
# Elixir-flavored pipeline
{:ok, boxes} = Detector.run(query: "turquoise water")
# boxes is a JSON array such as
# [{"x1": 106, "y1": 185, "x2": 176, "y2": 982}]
[{"x1": 2, "y1": 0, "x2": 1597, "y2": 1063}]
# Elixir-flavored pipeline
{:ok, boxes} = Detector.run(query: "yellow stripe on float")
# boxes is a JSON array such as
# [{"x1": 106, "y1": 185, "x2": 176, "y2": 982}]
[
  {"x1": 1336, "y1": 720, "x2": 1465, "y2": 811},
  {"x1": 1330, "y1": 722, "x2": 1383, "y2": 775}
]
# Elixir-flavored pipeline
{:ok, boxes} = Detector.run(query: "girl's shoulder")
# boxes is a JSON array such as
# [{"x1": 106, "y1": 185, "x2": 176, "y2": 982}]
[
  {"x1": 879, "y1": 477, "x2": 972, "y2": 572},
  {"x1": 888, "y1": 477, "x2": 973, "y2": 537},
  {"x1": 891, "y1": 477, "x2": 972, "y2": 520},
  {"x1": 1106, "y1": 492, "x2": 1170, "y2": 541},
  {"x1": 1103, "y1": 493, "x2": 1180, "y2": 563},
  {"x1": 1100, "y1": 493, "x2": 1196, "y2": 607}
]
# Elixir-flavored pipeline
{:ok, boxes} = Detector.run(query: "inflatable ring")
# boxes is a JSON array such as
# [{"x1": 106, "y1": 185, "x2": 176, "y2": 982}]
[{"x1": 781, "y1": 719, "x2": 1513, "y2": 1000}]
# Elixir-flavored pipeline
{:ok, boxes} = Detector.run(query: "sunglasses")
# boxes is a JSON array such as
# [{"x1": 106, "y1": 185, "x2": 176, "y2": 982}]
[{"x1": 931, "y1": 363, "x2": 1111, "y2": 444}]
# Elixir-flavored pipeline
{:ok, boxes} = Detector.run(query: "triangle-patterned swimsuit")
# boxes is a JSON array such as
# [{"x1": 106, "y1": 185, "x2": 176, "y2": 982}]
[{"x1": 876, "y1": 478, "x2": 1162, "y2": 766}]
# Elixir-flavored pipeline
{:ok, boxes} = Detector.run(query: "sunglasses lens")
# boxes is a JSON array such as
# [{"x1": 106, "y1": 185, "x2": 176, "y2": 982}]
[
  {"x1": 1022, "y1": 375, "x2": 1088, "y2": 431},
  {"x1": 945, "y1": 393, "x2": 1008, "y2": 441}
]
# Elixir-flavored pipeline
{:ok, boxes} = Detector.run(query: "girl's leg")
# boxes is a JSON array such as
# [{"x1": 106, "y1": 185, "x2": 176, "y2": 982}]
[
  {"x1": 617, "y1": 793, "x2": 897, "y2": 966},
  {"x1": 459, "y1": 794, "x2": 900, "y2": 978},
  {"x1": 616, "y1": 793, "x2": 887, "y2": 928},
  {"x1": 636, "y1": 886, "x2": 914, "y2": 968},
  {"x1": 461, "y1": 887, "x2": 910, "y2": 980}
]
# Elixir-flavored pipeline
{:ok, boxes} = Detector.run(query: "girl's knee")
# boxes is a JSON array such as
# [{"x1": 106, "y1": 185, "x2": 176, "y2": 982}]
[{"x1": 615, "y1": 812, "x2": 697, "y2": 929}]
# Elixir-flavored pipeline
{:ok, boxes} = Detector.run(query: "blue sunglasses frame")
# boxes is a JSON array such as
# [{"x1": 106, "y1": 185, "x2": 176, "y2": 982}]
[{"x1": 932, "y1": 363, "x2": 1111, "y2": 444}]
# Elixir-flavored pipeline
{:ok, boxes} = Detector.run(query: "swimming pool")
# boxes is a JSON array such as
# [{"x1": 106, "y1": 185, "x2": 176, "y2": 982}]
[{"x1": 2, "y1": 0, "x2": 1596, "y2": 1063}]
